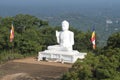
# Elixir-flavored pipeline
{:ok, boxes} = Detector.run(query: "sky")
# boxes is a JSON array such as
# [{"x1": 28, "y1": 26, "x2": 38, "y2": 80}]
[
  {"x1": 0, "y1": 0, "x2": 120, "y2": 17},
  {"x1": 0, "y1": 0, "x2": 119, "y2": 7}
]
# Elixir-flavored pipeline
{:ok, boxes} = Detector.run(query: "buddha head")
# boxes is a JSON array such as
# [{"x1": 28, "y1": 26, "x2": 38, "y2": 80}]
[{"x1": 62, "y1": 20, "x2": 69, "y2": 31}]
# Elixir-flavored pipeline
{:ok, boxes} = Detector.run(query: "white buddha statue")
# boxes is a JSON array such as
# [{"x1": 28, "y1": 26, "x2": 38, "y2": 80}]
[{"x1": 48, "y1": 20, "x2": 74, "y2": 51}]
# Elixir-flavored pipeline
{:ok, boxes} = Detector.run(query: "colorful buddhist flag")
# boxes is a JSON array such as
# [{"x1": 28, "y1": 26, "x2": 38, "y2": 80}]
[
  {"x1": 10, "y1": 23, "x2": 14, "y2": 42},
  {"x1": 91, "y1": 28, "x2": 96, "y2": 49}
]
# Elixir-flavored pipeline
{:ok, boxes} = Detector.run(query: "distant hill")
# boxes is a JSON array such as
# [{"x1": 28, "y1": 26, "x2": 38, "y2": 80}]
[{"x1": 42, "y1": 13, "x2": 120, "y2": 46}]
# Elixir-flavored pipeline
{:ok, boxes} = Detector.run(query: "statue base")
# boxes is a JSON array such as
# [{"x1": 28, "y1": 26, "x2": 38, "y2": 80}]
[{"x1": 38, "y1": 50, "x2": 87, "y2": 63}]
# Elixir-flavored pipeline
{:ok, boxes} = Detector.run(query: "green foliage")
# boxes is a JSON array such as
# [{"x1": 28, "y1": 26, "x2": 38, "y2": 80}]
[
  {"x1": 61, "y1": 42, "x2": 120, "y2": 80},
  {"x1": 0, "y1": 51, "x2": 24, "y2": 64},
  {"x1": 61, "y1": 53, "x2": 99, "y2": 80},
  {"x1": 0, "y1": 14, "x2": 96, "y2": 57},
  {"x1": 0, "y1": 14, "x2": 50, "y2": 63},
  {"x1": 1, "y1": 17, "x2": 14, "y2": 28},
  {"x1": 1, "y1": 14, "x2": 120, "y2": 80},
  {"x1": 0, "y1": 14, "x2": 99, "y2": 67},
  {"x1": 74, "y1": 30, "x2": 93, "y2": 52},
  {"x1": 61, "y1": 31, "x2": 120, "y2": 80},
  {"x1": 106, "y1": 32, "x2": 120, "y2": 49},
  {"x1": 17, "y1": 29, "x2": 43, "y2": 54},
  {"x1": 39, "y1": 26, "x2": 57, "y2": 46},
  {"x1": 13, "y1": 14, "x2": 48, "y2": 33}
]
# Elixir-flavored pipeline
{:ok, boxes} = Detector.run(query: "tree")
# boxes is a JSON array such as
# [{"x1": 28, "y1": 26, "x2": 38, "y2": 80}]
[
  {"x1": 74, "y1": 30, "x2": 93, "y2": 52},
  {"x1": 0, "y1": 14, "x2": 49, "y2": 55},
  {"x1": 106, "y1": 32, "x2": 120, "y2": 49},
  {"x1": 13, "y1": 14, "x2": 48, "y2": 33},
  {"x1": 61, "y1": 32, "x2": 120, "y2": 80}
]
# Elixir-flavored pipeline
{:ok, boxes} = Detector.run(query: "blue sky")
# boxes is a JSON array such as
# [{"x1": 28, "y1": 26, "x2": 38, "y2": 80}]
[
  {"x1": 0, "y1": 0, "x2": 120, "y2": 17},
  {"x1": 0, "y1": 0, "x2": 120, "y2": 6},
  {"x1": 1, "y1": 0, "x2": 119, "y2": 10}
]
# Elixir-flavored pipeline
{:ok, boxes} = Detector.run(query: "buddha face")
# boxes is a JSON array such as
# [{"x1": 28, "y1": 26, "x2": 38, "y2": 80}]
[{"x1": 62, "y1": 20, "x2": 69, "y2": 31}]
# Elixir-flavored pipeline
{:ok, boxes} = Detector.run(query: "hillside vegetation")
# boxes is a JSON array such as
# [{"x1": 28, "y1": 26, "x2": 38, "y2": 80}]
[
  {"x1": 0, "y1": 14, "x2": 93, "y2": 63},
  {"x1": 0, "y1": 14, "x2": 120, "y2": 80},
  {"x1": 61, "y1": 32, "x2": 120, "y2": 80}
]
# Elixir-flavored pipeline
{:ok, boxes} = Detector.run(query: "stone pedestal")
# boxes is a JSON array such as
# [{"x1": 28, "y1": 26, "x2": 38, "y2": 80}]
[{"x1": 38, "y1": 50, "x2": 87, "y2": 63}]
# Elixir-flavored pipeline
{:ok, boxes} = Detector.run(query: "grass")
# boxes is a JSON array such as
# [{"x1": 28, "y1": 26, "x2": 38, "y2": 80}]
[
  {"x1": 0, "y1": 51, "x2": 24, "y2": 64},
  {"x1": 0, "y1": 50, "x2": 38, "y2": 64}
]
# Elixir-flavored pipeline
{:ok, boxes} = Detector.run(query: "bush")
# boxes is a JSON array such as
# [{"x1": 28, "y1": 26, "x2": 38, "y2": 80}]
[{"x1": 0, "y1": 51, "x2": 24, "y2": 64}]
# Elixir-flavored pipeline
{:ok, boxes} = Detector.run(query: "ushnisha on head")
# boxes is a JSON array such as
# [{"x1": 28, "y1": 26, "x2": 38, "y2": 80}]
[{"x1": 62, "y1": 20, "x2": 69, "y2": 31}]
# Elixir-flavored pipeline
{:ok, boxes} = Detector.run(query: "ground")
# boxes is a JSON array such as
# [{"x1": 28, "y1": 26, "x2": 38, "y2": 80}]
[{"x1": 0, "y1": 57, "x2": 72, "y2": 80}]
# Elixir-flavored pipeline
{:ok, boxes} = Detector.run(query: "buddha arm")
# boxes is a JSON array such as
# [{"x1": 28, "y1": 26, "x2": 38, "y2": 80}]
[{"x1": 56, "y1": 30, "x2": 60, "y2": 43}]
